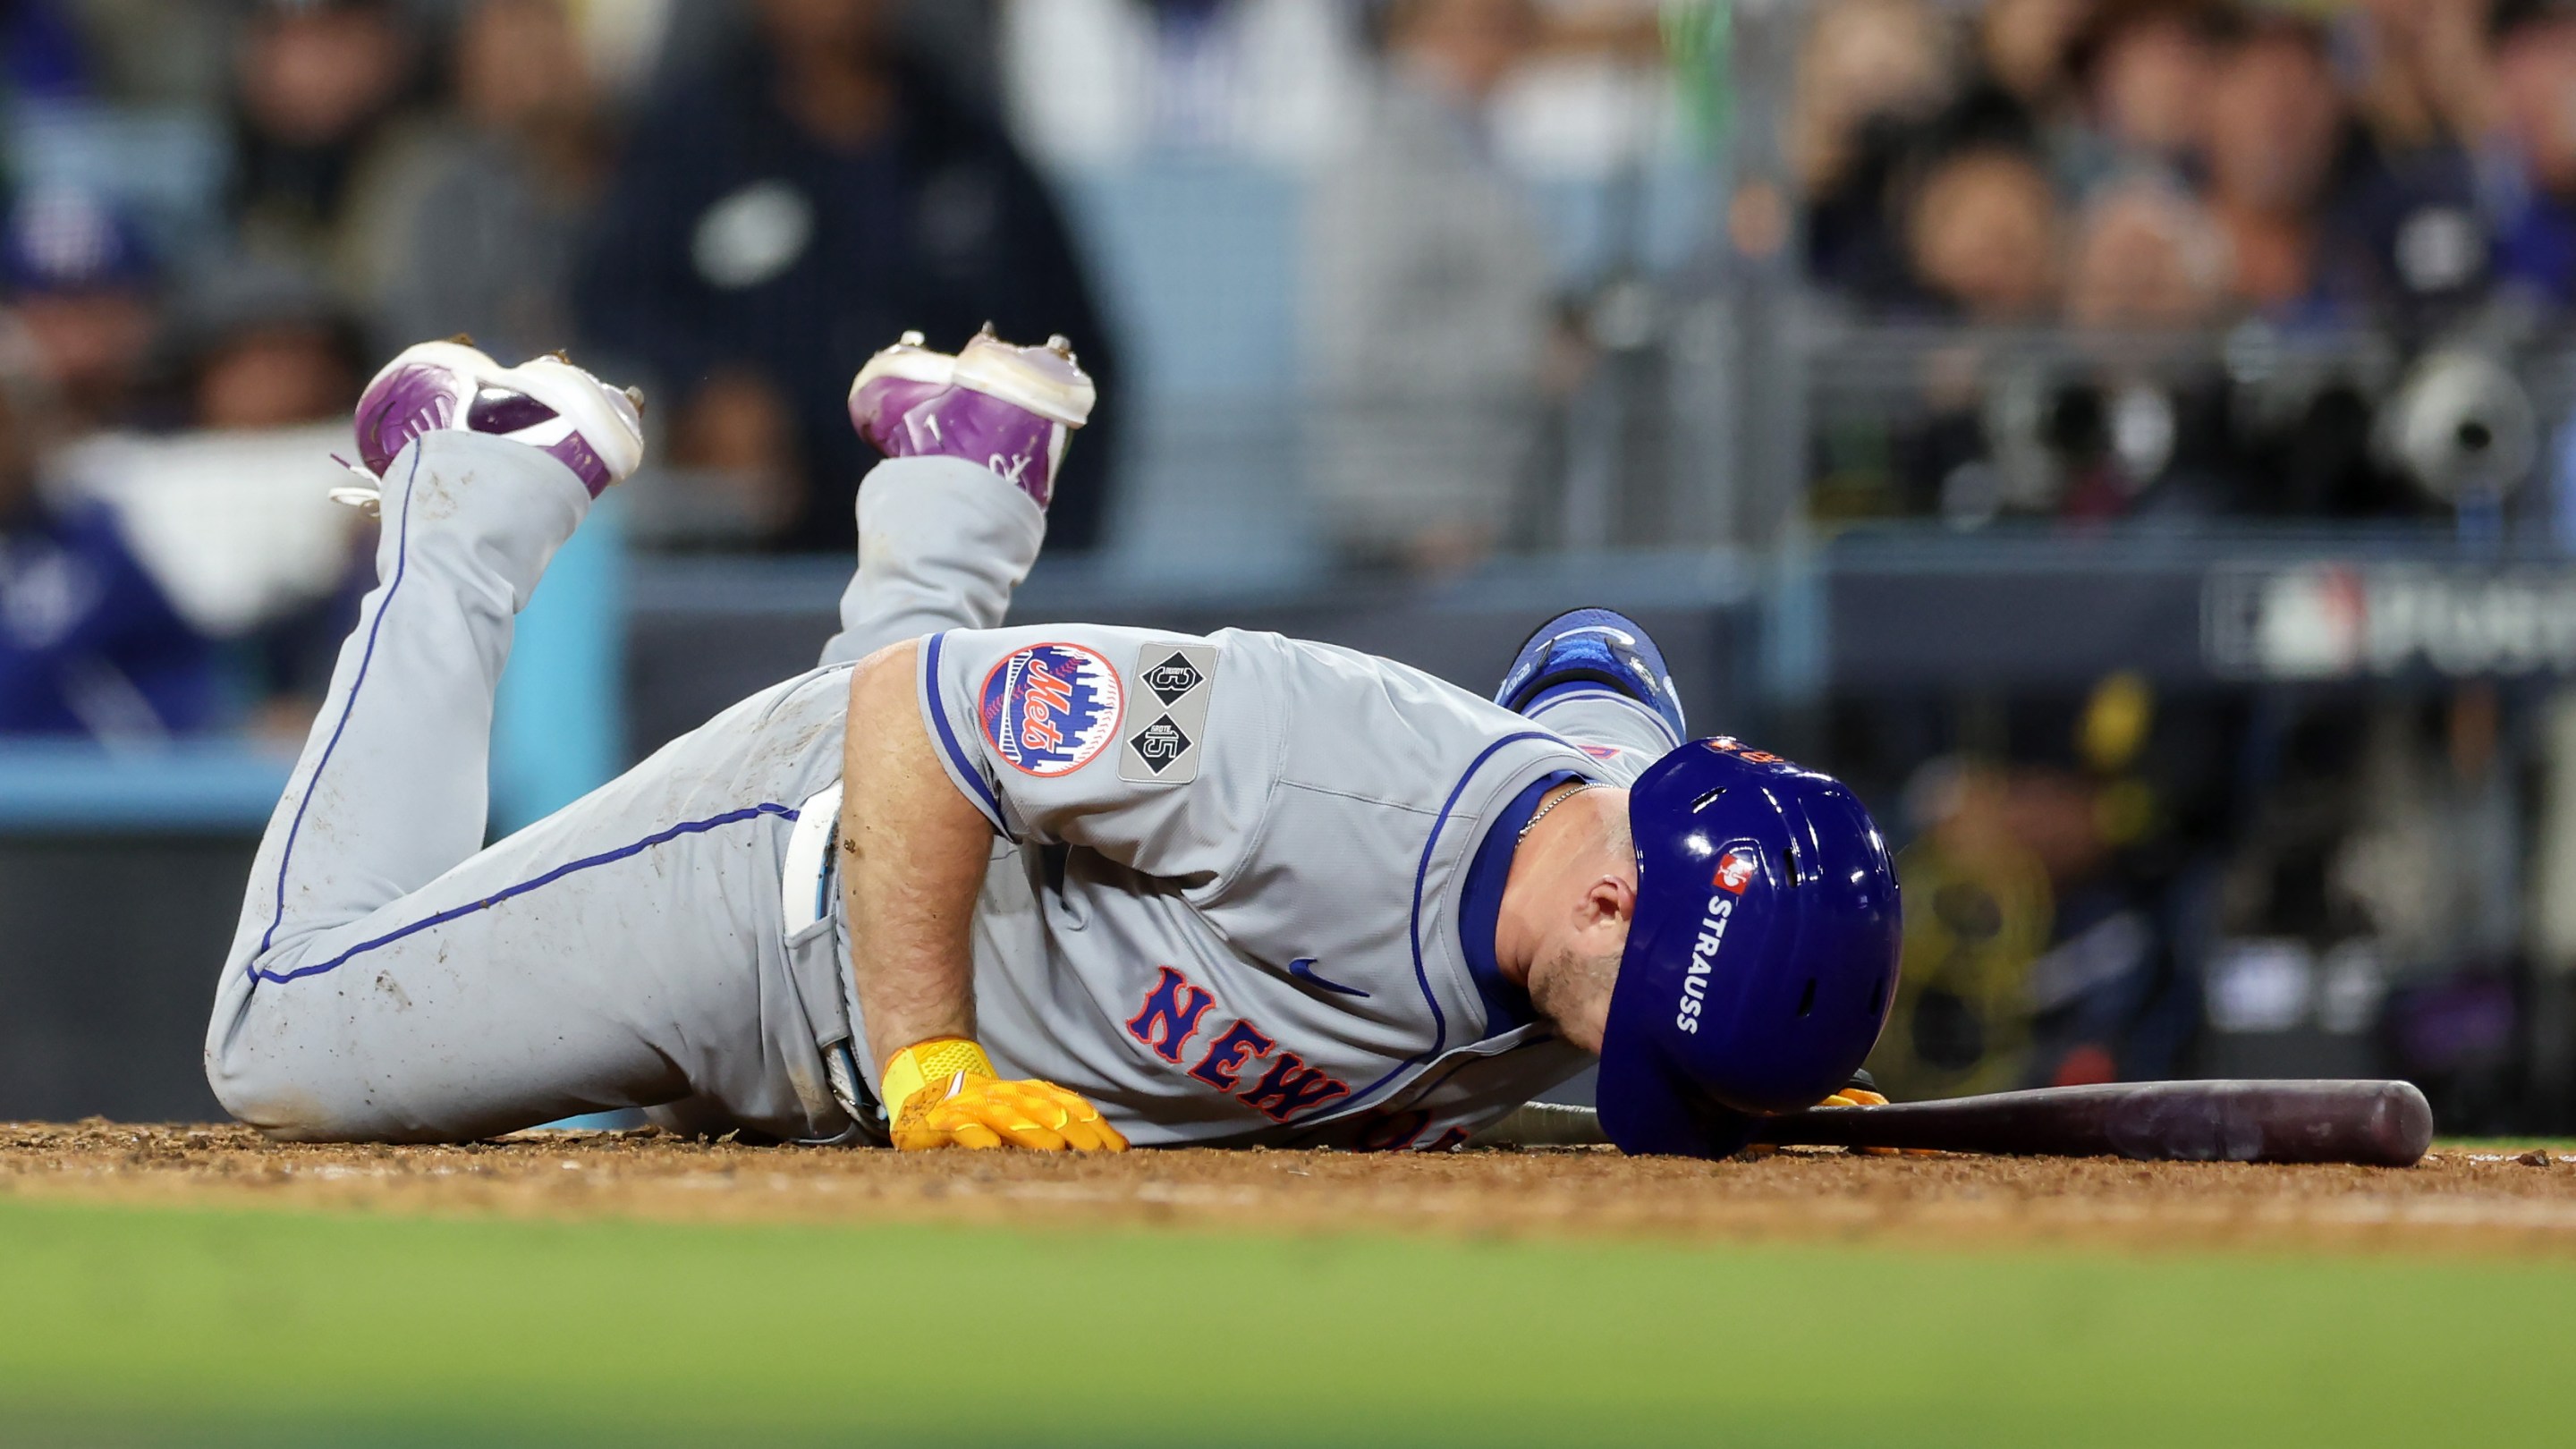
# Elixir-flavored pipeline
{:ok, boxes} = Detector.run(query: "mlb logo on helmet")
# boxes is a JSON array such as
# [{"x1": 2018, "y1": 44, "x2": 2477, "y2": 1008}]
[
  {"x1": 1706, "y1": 736, "x2": 1789, "y2": 767},
  {"x1": 979, "y1": 642, "x2": 1124, "y2": 776}
]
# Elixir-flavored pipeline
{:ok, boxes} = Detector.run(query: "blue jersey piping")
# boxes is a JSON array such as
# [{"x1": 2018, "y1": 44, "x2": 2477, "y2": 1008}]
[
  {"x1": 1340, "y1": 729, "x2": 1560, "y2": 1111},
  {"x1": 258, "y1": 448, "x2": 420, "y2": 957},
  {"x1": 921, "y1": 631, "x2": 1005, "y2": 829},
  {"x1": 247, "y1": 801, "x2": 800, "y2": 985}
]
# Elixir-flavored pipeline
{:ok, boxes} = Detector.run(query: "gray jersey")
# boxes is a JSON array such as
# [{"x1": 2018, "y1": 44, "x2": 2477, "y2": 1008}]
[
  {"x1": 845, "y1": 530, "x2": 1674, "y2": 1148},
  {"x1": 210, "y1": 438, "x2": 1676, "y2": 1148},
  {"x1": 909, "y1": 623, "x2": 1602, "y2": 1148}
]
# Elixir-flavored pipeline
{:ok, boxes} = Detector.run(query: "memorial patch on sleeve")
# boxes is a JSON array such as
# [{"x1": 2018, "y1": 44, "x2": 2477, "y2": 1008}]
[
  {"x1": 1122, "y1": 642, "x2": 1218, "y2": 784},
  {"x1": 979, "y1": 642, "x2": 1124, "y2": 776}
]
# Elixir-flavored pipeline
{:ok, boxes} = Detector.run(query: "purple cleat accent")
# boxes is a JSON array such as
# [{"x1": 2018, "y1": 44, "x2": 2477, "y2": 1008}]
[
  {"x1": 467, "y1": 389, "x2": 562, "y2": 436},
  {"x1": 860, "y1": 385, "x2": 1070, "y2": 506},
  {"x1": 342, "y1": 341, "x2": 645, "y2": 508},
  {"x1": 848, "y1": 326, "x2": 1097, "y2": 510},
  {"x1": 354, "y1": 342, "x2": 487, "y2": 479},
  {"x1": 487, "y1": 391, "x2": 616, "y2": 496}
]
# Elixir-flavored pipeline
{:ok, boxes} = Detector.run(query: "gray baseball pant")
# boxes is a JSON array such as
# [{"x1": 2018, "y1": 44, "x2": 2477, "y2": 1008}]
[{"x1": 205, "y1": 431, "x2": 1041, "y2": 1141}]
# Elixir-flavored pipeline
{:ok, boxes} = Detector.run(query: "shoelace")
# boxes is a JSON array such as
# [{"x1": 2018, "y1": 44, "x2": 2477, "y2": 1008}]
[{"x1": 326, "y1": 455, "x2": 384, "y2": 515}]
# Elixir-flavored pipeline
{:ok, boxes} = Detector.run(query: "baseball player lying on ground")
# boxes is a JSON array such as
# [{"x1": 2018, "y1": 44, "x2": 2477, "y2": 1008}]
[{"x1": 204, "y1": 327, "x2": 1902, "y2": 1157}]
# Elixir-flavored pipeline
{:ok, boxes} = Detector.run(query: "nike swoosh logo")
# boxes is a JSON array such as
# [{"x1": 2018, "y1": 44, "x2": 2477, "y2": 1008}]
[{"x1": 1287, "y1": 957, "x2": 1370, "y2": 998}]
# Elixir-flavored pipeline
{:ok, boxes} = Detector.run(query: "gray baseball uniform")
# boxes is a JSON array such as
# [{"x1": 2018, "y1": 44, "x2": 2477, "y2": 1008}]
[{"x1": 208, "y1": 430, "x2": 1681, "y2": 1147}]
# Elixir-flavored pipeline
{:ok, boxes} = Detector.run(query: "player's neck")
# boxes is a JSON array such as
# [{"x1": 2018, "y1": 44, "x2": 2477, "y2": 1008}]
[{"x1": 1493, "y1": 784, "x2": 1620, "y2": 988}]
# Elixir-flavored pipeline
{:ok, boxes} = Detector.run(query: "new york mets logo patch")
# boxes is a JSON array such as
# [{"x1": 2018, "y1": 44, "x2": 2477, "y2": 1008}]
[{"x1": 979, "y1": 642, "x2": 1123, "y2": 776}]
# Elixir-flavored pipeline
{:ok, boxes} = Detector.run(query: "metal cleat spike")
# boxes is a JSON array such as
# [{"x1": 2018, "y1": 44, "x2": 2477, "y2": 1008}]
[
  {"x1": 547, "y1": 349, "x2": 572, "y2": 364},
  {"x1": 624, "y1": 386, "x2": 648, "y2": 414},
  {"x1": 899, "y1": 330, "x2": 926, "y2": 348},
  {"x1": 975, "y1": 320, "x2": 998, "y2": 341},
  {"x1": 447, "y1": 334, "x2": 476, "y2": 346},
  {"x1": 1046, "y1": 335, "x2": 1074, "y2": 359}
]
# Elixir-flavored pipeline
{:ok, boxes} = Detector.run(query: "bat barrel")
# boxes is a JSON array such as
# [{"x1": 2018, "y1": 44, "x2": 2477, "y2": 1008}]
[{"x1": 1755, "y1": 1080, "x2": 2435, "y2": 1166}]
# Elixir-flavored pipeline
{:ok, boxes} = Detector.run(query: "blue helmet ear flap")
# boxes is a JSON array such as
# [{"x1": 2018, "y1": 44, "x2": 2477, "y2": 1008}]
[{"x1": 1596, "y1": 1037, "x2": 1762, "y2": 1158}]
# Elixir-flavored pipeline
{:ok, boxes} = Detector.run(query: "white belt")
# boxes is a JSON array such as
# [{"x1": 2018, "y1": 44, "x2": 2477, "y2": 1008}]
[
  {"x1": 780, "y1": 780, "x2": 843, "y2": 936},
  {"x1": 780, "y1": 780, "x2": 883, "y2": 1134}
]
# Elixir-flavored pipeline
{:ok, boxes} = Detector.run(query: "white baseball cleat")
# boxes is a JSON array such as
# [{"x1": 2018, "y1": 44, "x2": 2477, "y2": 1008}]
[
  {"x1": 847, "y1": 325, "x2": 1095, "y2": 509},
  {"x1": 335, "y1": 340, "x2": 646, "y2": 513}
]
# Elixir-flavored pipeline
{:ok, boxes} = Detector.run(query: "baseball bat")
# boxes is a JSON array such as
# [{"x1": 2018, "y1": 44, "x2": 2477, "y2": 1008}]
[
  {"x1": 1472, "y1": 1080, "x2": 2435, "y2": 1165},
  {"x1": 1754, "y1": 1080, "x2": 2434, "y2": 1165}
]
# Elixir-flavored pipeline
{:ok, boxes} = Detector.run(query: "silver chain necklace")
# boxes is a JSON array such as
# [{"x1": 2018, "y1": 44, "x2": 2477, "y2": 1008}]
[{"x1": 1518, "y1": 783, "x2": 1598, "y2": 843}]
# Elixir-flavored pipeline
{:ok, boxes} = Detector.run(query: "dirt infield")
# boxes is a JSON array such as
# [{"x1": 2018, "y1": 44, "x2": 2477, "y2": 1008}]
[{"x1": 5, "y1": 1122, "x2": 2573, "y2": 1255}]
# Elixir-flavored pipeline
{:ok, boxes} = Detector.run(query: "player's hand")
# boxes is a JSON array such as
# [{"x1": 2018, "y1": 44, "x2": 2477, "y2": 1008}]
[
  {"x1": 881, "y1": 1037, "x2": 1127, "y2": 1152},
  {"x1": 1818, "y1": 1085, "x2": 1891, "y2": 1156},
  {"x1": 895, "y1": 1076, "x2": 1127, "y2": 1151},
  {"x1": 1815, "y1": 1085, "x2": 1937, "y2": 1156}
]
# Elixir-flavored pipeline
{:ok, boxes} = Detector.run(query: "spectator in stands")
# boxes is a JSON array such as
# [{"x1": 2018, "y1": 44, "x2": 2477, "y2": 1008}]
[
  {"x1": 1794, "y1": 0, "x2": 1961, "y2": 198},
  {"x1": 0, "y1": 190, "x2": 160, "y2": 438},
  {"x1": 1902, "y1": 143, "x2": 2063, "y2": 321},
  {"x1": 1305, "y1": 0, "x2": 1560, "y2": 573},
  {"x1": 2055, "y1": 182, "x2": 2238, "y2": 516},
  {"x1": 2344, "y1": 0, "x2": 2496, "y2": 158},
  {"x1": 2198, "y1": 13, "x2": 2376, "y2": 319},
  {"x1": 1985, "y1": 0, "x2": 2094, "y2": 121},
  {"x1": 575, "y1": 0, "x2": 1122, "y2": 553},
  {"x1": 2487, "y1": 0, "x2": 2576, "y2": 310},
  {"x1": 0, "y1": 378, "x2": 216, "y2": 741},
  {"x1": 373, "y1": 0, "x2": 606, "y2": 363},
  {"x1": 1798, "y1": 0, "x2": 1963, "y2": 303},
  {"x1": 227, "y1": 0, "x2": 436, "y2": 308},
  {"x1": 2064, "y1": 4, "x2": 2481, "y2": 326},
  {"x1": 175, "y1": 261, "x2": 363, "y2": 434},
  {"x1": 144, "y1": 258, "x2": 368, "y2": 740},
  {"x1": 2062, "y1": 0, "x2": 2227, "y2": 190},
  {"x1": 1949, "y1": 0, "x2": 2094, "y2": 153},
  {"x1": 2327, "y1": 0, "x2": 2492, "y2": 322},
  {"x1": 999, "y1": 0, "x2": 1360, "y2": 169},
  {"x1": 1887, "y1": 170, "x2": 2240, "y2": 524},
  {"x1": 2062, "y1": 179, "x2": 2225, "y2": 330}
]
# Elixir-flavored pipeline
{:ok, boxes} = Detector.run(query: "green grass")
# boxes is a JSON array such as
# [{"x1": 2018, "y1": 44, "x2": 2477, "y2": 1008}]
[{"x1": 0, "y1": 1198, "x2": 2568, "y2": 1448}]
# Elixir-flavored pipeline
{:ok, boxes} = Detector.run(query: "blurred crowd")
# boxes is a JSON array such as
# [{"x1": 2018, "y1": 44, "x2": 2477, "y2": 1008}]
[
  {"x1": 1790, "y1": 0, "x2": 2576, "y2": 1124},
  {"x1": 0, "y1": 0, "x2": 1685, "y2": 743},
  {"x1": 10, "y1": 0, "x2": 2576, "y2": 737},
  {"x1": 1801, "y1": 0, "x2": 2576, "y2": 525},
  {"x1": 1839, "y1": 666, "x2": 2564, "y2": 1128},
  {"x1": 1804, "y1": 0, "x2": 2535, "y2": 326}
]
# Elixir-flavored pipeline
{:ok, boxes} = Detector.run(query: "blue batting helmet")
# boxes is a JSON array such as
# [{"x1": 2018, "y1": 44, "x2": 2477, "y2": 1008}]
[{"x1": 1595, "y1": 738, "x2": 1902, "y2": 1158}]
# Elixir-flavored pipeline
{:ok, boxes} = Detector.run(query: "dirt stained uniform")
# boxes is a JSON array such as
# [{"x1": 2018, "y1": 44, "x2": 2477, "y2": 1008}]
[{"x1": 208, "y1": 434, "x2": 1682, "y2": 1148}]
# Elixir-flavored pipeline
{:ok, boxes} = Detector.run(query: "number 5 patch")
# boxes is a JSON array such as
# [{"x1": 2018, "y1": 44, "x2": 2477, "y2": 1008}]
[{"x1": 1121, "y1": 643, "x2": 1217, "y2": 784}]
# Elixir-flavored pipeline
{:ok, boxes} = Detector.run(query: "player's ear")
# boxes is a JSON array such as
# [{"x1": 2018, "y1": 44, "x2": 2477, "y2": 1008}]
[{"x1": 1582, "y1": 873, "x2": 1635, "y2": 931}]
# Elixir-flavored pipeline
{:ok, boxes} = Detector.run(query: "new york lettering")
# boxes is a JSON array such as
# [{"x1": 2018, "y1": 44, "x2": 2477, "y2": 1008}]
[{"x1": 1122, "y1": 964, "x2": 1353, "y2": 1123}]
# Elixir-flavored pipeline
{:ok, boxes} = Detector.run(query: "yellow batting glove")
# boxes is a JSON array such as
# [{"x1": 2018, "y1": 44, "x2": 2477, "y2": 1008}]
[
  {"x1": 1816, "y1": 1085, "x2": 1936, "y2": 1156},
  {"x1": 880, "y1": 1037, "x2": 1128, "y2": 1152}
]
